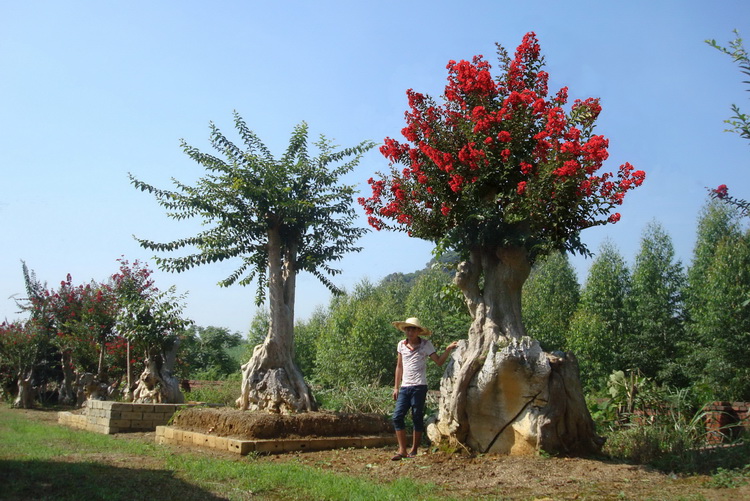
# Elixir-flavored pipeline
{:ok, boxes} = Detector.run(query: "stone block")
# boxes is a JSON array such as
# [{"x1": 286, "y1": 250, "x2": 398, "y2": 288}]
[
  {"x1": 109, "y1": 419, "x2": 132, "y2": 428},
  {"x1": 361, "y1": 436, "x2": 397, "y2": 448},
  {"x1": 130, "y1": 404, "x2": 155, "y2": 413},
  {"x1": 254, "y1": 440, "x2": 284, "y2": 454},
  {"x1": 151, "y1": 413, "x2": 172, "y2": 425},
  {"x1": 131, "y1": 419, "x2": 155, "y2": 430},
  {"x1": 110, "y1": 402, "x2": 133, "y2": 412},
  {"x1": 120, "y1": 411, "x2": 143, "y2": 420},
  {"x1": 87, "y1": 400, "x2": 103, "y2": 410},
  {"x1": 181, "y1": 431, "x2": 195, "y2": 444},
  {"x1": 227, "y1": 439, "x2": 255, "y2": 455},
  {"x1": 281, "y1": 439, "x2": 319, "y2": 452},
  {"x1": 213, "y1": 436, "x2": 228, "y2": 450}
]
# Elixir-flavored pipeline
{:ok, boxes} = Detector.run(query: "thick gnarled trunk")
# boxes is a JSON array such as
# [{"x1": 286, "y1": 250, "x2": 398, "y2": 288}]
[
  {"x1": 236, "y1": 226, "x2": 316, "y2": 414},
  {"x1": 58, "y1": 349, "x2": 77, "y2": 405},
  {"x1": 427, "y1": 246, "x2": 604, "y2": 455},
  {"x1": 13, "y1": 370, "x2": 35, "y2": 409},
  {"x1": 132, "y1": 342, "x2": 184, "y2": 404}
]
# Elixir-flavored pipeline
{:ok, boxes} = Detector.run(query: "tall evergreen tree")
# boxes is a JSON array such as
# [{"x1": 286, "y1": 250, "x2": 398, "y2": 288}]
[
  {"x1": 567, "y1": 239, "x2": 631, "y2": 389},
  {"x1": 521, "y1": 251, "x2": 580, "y2": 352},
  {"x1": 626, "y1": 221, "x2": 686, "y2": 385},
  {"x1": 685, "y1": 200, "x2": 750, "y2": 399}
]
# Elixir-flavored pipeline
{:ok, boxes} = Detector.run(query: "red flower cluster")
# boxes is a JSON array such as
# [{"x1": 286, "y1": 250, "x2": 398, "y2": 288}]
[
  {"x1": 359, "y1": 32, "x2": 644, "y2": 240},
  {"x1": 445, "y1": 55, "x2": 496, "y2": 102}
]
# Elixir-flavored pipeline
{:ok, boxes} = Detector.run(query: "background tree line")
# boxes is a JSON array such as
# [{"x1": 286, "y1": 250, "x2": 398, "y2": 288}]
[{"x1": 2, "y1": 196, "x2": 748, "y2": 407}]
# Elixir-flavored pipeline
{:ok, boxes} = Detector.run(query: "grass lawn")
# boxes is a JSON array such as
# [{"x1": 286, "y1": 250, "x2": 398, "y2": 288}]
[{"x1": 0, "y1": 405, "x2": 440, "y2": 501}]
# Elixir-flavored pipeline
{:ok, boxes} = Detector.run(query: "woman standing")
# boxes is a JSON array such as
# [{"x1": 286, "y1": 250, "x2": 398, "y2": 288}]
[{"x1": 391, "y1": 317, "x2": 458, "y2": 460}]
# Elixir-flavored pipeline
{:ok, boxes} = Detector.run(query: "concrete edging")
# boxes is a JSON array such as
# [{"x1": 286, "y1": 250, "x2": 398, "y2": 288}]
[{"x1": 155, "y1": 425, "x2": 397, "y2": 455}]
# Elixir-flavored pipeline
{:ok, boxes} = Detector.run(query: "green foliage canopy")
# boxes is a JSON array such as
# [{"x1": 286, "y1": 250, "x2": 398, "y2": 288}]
[
  {"x1": 568, "y1": 240, "x2": 631, "y2": 389},
  {"x1": 130, "y1": 113, "x2": 375, "y2": 305},
  {"x1": 626, "y1": 222, "x2": 686, "y2": 385}
]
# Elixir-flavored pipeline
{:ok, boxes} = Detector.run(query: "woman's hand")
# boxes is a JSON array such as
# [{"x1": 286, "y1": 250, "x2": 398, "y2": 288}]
[{"x1": 392, "y1": 387, "x2": 399, "y2": 401}]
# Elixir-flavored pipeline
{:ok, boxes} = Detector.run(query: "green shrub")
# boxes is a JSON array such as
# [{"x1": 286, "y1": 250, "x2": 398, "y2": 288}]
[
  {"x1": 604, "y1": 423, "x2": 700, "y2": 472},
  {"x1": 314, "y1": 383, "x2": 393, "y2": 415},
  {"x1": 184, "y1": 376, "x2": 241, "y2": 406},
  {"x1": 604, "y1": 419, "x2": 750, "y2": 474},
  {"x1": 706, "y1": 465, "x2": 750, "y2": 488}
]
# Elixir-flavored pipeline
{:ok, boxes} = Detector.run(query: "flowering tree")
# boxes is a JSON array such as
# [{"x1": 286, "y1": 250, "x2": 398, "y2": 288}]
[
  {"x1": 14, "y1": 260, "x2": 154, "y2": 406},
  {"x1": 361, "y1": 33, "x2": 644, "y2": 454},
  {"x1": 114, "y1": 259, "x2": 189, "y2": 403},
  {"x1": 22, "y1": 268, "x2": 124, "y2": 405},
  {"x1": 0, "y1": 321, "x2": 44, "y2": 408}
]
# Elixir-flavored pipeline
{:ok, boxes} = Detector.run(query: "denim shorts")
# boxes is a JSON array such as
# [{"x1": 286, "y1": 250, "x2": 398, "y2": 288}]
[{"x1": 392, "y1": 385, "x2": 428, "y2": 432}]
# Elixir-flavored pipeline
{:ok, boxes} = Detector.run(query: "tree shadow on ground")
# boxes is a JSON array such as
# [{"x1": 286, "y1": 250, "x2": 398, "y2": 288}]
[{"x1": 0, "y1": 459, "x2": 226, "y2": 501}]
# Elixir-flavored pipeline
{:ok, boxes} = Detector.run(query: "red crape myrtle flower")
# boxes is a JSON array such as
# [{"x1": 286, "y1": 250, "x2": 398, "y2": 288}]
[{"x1": 359, "y1": 33, "x2": 644, "y2": 257}]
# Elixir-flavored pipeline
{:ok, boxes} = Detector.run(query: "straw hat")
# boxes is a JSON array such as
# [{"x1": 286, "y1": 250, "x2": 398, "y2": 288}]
[{"x1": 392, "y1": 317, "x2": 432, "y2": 336}]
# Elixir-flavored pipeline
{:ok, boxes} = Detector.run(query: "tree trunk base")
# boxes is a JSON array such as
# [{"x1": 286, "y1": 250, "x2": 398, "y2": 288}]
[
  {"x1": 132, "y1": 357, "x2": 184, "y2": 404},
  {"x1": 236, "y1": 344, "x2": 316, "y2": 414},
  {"x1": 13, "y1": 374, "x2": 35, "y2": 409},
  {"x1": 427, "y1": 337, "x2": 604, "y2": 456}
]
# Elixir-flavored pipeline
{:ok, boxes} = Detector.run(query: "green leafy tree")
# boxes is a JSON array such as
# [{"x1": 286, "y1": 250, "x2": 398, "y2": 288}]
[
  {"x1": 359, "y1": 33, "x2": 642, "y2": 452},
  {"x1": 130, "y1": 113, "x2": 374, "y2": 412},
  {"x1": 247, "y1": 309, "x2": 270, "y2": 347},
  {"x1": 116, "y1": 285, "x2": 192, "y2": 403},
  {"x1": 684, "y1": 200, "x2": 750, "y2": 399},
  {"x1": 16, "y1": 264, "x2": 89, "y2": 405},
  {"x1": 521, "y1": 251, "x2": 580, "y2": 352},
  {"x1": 38, "y1": 273, "x2": 88, "y2": 404},
  {"x1": 180, "y1": 325, "x2": 243, "y2": 380},
  {"x1": 625, "y1": 221, "x2": 686, "y2": 385},
  {"x1": 314, "y1": 279, "x2": 406, "y2": 387},
  {"x1": 693, "y1": 232, "x2": 750, "y2": 399},
  {"x1": 568, "y1": 240, "x2": 631, "y2": 390},
  {"x1": 707, "y1": 30, "x2": 750, "y2": 216},
  {"x1": 293, "y1": 306, "x2": 327, "y2": 379}
]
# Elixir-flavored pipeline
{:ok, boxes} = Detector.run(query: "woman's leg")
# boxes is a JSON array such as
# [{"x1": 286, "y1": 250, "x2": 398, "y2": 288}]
[
  {"x1": 392, "y1": 387, "x2": 411, "y2": 458},
  {"x1": 409, "y1": 385, "x2": 428, "y2": 455}
]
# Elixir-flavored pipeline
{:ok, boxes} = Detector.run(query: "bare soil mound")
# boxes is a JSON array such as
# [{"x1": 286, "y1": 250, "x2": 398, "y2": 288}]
[{"x1": 172, "y1": 406, "x2": 393, "y2": 439}]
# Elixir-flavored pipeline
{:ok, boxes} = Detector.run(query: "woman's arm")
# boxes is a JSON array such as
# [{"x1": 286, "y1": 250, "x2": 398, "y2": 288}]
[
  {"x1": 393, "y1": 353, "x2": 403, "y2": 400},
  {"x1": 429, "y1": 341, "x2": 459, "y2": 367}
]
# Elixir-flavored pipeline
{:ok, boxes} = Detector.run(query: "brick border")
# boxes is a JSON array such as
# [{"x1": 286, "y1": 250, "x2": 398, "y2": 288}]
[
  {"x1": 705, "y1": 401, "x2": 749, "y2": 445},
  {"x1": 58, "y1": 400, "x2": 191, "y2": 434},
  {"x1": 155, "y1": 426, "x2": 397, "y2": 455}
]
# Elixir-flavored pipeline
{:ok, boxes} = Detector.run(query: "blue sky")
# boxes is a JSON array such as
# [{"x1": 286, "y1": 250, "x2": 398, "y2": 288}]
[{"x1": 2, "y1": 1, "x2": 749, "y2": 335}]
